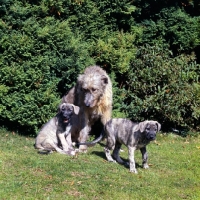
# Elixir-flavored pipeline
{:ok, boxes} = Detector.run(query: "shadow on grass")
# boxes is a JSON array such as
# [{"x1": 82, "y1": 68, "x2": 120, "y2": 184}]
[{"x1": 91, "y1": 143, "x2": 142, "y2": 170}]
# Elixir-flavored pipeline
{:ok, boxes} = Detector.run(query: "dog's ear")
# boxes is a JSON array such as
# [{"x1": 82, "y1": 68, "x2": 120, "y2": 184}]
[
  {"x1": 58, "y1": 103, "x2": 65, "y2": 113},
  {"x1": 101, "y1": 75, "x2": 108, "y2": 85},
  {"x1": 72, "y1": 105, "x2": 80, "y2": 115},
  {"x1": 156, "y1": 122, "x2": 161, "y2": 131},
  {"x1": 138, "y1": 121, "x2": 148, "y2": 132}
]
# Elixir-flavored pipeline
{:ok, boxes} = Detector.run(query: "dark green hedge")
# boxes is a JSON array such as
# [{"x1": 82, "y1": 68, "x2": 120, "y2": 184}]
[{"x1": 0, "y1": 0, "x2": 199, "y2": 135}]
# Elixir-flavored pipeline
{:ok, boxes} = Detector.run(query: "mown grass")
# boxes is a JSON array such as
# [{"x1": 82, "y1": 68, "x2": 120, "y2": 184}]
[{"x1": 0, "y1": 128, "x2": 200, "y2": 200}]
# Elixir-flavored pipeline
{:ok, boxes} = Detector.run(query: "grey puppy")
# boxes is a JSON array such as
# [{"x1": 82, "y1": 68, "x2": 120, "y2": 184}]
[
  {"x1": 34, "y1": 103, "x2": 80, "y2": 156},
  {"x1": 104, "y1": 119, "x2": 161, "y2": 173}
]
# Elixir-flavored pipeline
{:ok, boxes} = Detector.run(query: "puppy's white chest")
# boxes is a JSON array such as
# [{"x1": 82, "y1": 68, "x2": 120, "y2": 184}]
[{"x1": 65, "y1": 125, "x2": 72, "y2": 136}]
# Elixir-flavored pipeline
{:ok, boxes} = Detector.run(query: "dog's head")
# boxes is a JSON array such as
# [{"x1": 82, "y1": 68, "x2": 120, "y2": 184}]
[
  {"x1": 78, "y1": 67, "x2": 109, "y2": 108},
  {"x1": 59, "y1": 103, "x2": 80, "y2": 124},
  {"x1": 138, "y1": 120, "x2": 161, "y2": 141}
]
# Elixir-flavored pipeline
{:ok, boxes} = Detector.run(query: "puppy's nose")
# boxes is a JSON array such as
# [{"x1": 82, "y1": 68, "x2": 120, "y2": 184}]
[{"x1": 150, "y1": 135, "x2": 156, "y2": 140}]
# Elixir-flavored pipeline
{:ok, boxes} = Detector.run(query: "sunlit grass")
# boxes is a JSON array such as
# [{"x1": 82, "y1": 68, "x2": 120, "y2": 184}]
[{"x1": 0, "y1": 128, "x2": 200, "y2": 199}]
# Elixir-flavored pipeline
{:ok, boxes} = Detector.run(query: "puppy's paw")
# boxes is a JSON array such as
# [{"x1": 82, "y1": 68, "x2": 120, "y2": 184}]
[
  {"x1": 107, "y1": 159, "x2": 116, "y2": 163},
  {"x1": 125, "y1": 162, "x2": 130, "y2": 167},
  {"x1": 143, "y1": 163, "x2": 149, "y2": 169},
  {"x1": 130, "y1": 168, "x2": 138, "y2": 174}
]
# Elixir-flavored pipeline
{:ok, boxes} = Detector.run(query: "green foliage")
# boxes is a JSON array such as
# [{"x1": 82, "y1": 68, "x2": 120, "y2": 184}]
[
  {"x1": 90, "y1": 30, "x2": 139, "y2": 73},
  {"x1": 123, "y1": 45, "x2": 200, "y2": 130},
  {"x1": 0, "y1": 0, "x2": 200, "y2": 134},
  {"x1": 0, "y1": 1, "x2": 94, "y2": 133},
  {"x1": 141, "y1": 8, "x2": 200, "y2": 53}
]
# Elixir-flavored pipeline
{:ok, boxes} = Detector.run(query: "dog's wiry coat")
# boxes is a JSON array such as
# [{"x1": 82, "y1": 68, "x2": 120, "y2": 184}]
[
  {"x1": 34, "y1": 103, "x2": 80, "y2": 155},
  {"x1": 104, "y1": 119, "x2": 161, "y2": 173},
  {"x1": 62, "y1": 65, "x2": 112, "y2": 152}
]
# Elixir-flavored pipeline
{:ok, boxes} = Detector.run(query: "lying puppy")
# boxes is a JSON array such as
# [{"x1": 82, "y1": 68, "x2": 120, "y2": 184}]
[
  {"x1": 34, "y1": 103, "x2": 79, "y2": 156},
  {"x1": 104, "y1": 119, "x2": 161, "y2": 173}
]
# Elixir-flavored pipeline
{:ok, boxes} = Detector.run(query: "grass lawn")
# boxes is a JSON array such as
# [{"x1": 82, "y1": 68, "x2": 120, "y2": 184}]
[{"x1": 0, "y1": 128, "x2": 200, "y2": 200}]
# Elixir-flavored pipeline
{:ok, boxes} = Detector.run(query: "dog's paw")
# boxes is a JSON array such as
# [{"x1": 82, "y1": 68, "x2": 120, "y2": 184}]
[
  {"x1": 78, "y1": 145, "x2": 88, "y2": 153},
  {"x1": 130, "y1": 169, "x2": 138, "y2": 174},
  {"x1": 125, "y1": 162, "x2": 130, "y2": 167},
  {"x1": 107, "y1": 159, "x2": 116, "y2": 163},
  {"x1": 143, "y1": 163, "x2": 149, "y2": 169},
  {"x1": 78, "y1": 148, "x2": 88, "y2": 153}
]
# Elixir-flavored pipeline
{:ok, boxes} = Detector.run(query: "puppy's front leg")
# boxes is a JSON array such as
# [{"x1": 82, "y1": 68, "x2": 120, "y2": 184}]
[
  {"x1": 140, "y1": 147, "x2": 149, "y2": 169},
  {"x1": 128, "y1": 146, "x2": 137, "y2": 173},
  {"x1": 57, "y1": 133, "x2": 71, "y2": 154}
]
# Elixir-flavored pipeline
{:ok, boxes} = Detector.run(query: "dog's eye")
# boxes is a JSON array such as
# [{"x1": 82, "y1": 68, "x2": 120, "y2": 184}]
[
  {"x1": 91, "y1": 88, "x2": 97, "y2": 92},
  {"x1": 82, "y1": 88, "x2": 87, "y2": 92}
]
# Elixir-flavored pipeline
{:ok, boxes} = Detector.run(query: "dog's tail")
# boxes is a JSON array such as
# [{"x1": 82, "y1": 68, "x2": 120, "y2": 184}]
[{"x1": 78, "y1": 129, "x2": 105, "y2": 146}]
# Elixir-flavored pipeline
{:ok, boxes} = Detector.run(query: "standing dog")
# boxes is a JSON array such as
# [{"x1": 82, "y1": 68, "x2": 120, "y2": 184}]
[
  {"x1": 34, "y1": 103, "x2": 80, "y2": 155},
  {"x1": 62, "y1": 65, "x2": 112, "y2": 152},
  {"x1": 104, "y1": 119, "x2": 161, "y2": 173}
]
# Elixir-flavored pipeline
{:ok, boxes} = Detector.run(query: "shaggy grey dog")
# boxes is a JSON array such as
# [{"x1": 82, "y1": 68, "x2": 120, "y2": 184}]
[
  {"x1": 62, "y1": 65, "x2": 112, "y2": 152},
  {"x1": 34, "y1": 103, "x2": 79, "y2": 156},
  {"x1": 104, "y1": 119, "x2": 161, "y2": 173}
]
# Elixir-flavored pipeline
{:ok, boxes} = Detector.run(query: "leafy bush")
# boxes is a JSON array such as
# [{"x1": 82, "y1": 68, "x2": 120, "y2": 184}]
[
  {"x1": 141, "y1": 8, "x2": 200, "y2": 54},
  {"x1": 122, "y1": 45, "x2": 200, "y2": 131},
  {"x1": 0, "y1": 0, "x2": 199, "y2": 135},
  {"x1": 0, "y1": 2, "x2": 94, "y2": 133}
]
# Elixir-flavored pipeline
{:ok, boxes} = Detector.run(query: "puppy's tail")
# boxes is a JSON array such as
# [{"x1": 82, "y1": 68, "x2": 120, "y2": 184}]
[{"x1": 78, "y1": 129, "x2": 105, "y2": 146}]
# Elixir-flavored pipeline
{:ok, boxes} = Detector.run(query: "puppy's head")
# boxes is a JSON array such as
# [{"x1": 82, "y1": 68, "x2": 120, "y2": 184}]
[
  {"x1": 138, "y1": 121, "x2": 161, "y2": 141},
  {"x1": 59, "y1": 103, "x2": 80, "y2": 123}
]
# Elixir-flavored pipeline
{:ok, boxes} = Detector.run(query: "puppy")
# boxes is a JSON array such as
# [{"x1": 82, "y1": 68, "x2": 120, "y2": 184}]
[
  {"x1": 34, "y1": 103, "x2": 79, "y2": 156},
  {"x1": 104, "y1": 119, "x2": 161, "y2": 173}
]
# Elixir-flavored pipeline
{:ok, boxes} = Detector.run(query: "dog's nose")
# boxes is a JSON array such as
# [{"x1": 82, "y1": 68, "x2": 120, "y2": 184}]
[
  {"x1": 85, "y1": 102, "x2": 90, "y2": 107},
  {"x1": 150, "y1": 135, "x2": 156, "y2": 140}
]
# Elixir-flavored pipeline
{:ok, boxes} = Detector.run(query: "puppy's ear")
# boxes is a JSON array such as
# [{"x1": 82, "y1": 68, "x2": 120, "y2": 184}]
[
  {"x1": 58, "y1": 103, "x2": 65, "y2": 113},
  {"x1": 73, "y1": 105, "x2": 80, "y2": 115},
  {"x1": 101, "y1": 75, "x2": 108, "y2": 85},
  {"x1": 156, "y1": 122, "x2": 161, "y2": 131},
  {"x1": 138, "y1": 121, "x2": 148, "y2": 132}
]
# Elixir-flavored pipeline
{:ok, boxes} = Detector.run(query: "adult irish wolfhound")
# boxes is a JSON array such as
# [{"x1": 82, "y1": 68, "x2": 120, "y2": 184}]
[
  {"x1": 62, "y1": 65, "x2": 112, "y2": 152},
  {"x1": 34, "y1": 103, "x2": 80, "y2": 155}
]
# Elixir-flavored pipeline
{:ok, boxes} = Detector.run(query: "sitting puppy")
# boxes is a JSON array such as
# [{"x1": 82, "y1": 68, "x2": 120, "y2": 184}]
[
  {"x1": 104, "y1": 119, "x2": 161, "y2": 173},
  {"x1": 34, "y1": 103, "x2": 79, "y2": 156}
]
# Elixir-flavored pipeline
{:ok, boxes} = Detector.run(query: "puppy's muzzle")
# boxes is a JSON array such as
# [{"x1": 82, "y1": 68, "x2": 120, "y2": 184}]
[
  {"x1": 146, "y1": 132, "x2": 156, "y2": 141},
  {"x1": 62, "y1": 113, "x2": 72, "y2": 123}
]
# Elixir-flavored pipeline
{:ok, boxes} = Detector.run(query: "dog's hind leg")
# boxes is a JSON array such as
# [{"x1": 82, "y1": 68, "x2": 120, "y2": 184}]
[
  {"x1": 39, "y1": 139, "x2": 68, "y2": 155},
  {"x1": 112, "y1": 142, "x2": 124, "y2": 164}
]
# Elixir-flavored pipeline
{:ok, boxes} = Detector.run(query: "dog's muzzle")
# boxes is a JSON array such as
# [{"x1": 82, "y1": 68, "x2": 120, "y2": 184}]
[
  {"x1": 62, "y1": 113, "x2": 73, "y2": 123},
  {"x1": 146, "y1": 132, "x2": 156, "y2": 141}
]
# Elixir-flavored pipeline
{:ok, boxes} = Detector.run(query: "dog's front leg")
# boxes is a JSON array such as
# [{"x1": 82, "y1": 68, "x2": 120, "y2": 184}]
[
  {"x1": 140, "y1": 147, "x2": 149, "y2": 169},
  {"x1": 58, "y1": 133, "x2": 69, "y2": 151},
  {"x1": 78, "y1": 125, "x2": 90, "y2": 153},
  {"x1": 128, "y1": 146, "x2": 137, "y2": 173}
]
